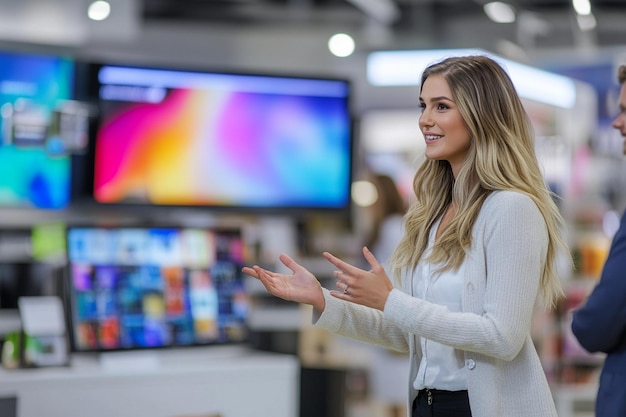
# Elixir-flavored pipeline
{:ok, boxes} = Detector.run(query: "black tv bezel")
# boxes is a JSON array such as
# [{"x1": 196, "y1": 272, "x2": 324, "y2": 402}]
[
  {"x1": 63, "y1": 224, "x2": 250, "y2": 354},
  {"x1": 79, "y1": 60, "x2": 356, "y2": 217}
]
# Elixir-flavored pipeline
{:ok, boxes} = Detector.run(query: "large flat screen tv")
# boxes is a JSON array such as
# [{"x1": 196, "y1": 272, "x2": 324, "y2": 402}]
[
  {"x1": 90, "y1": 63, "x2": 353, "y2": 212},
  {"x1": 0, "y1": 49, "x2": 76, "y2": 209},
  {"x1": 65, "y1": 226, "x2": 249, "y2": 352}
]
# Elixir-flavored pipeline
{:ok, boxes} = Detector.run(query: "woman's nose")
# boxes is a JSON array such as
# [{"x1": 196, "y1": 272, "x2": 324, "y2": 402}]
[{"x1": 419, "y1": 110, "x2": 432, "y2": 128}]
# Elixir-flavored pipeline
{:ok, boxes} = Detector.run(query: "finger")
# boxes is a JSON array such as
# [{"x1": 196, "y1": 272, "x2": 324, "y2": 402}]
[
  {"x1": 333, "y1": 270, "x2": 352, "y2": 288},
  {"x1": 253, "y1": 265, "x2": 273, "y2": 280},
  {"x1": 362, "y1": 246, "x2": 383, "y2": 272},
  {"x1": 335, "y1": 280, "x2": 349, "y2": 292},
  {"x1": 329, "y1": 290, "x2": 351, "y2": 300},
  {"x1": 253, "y1": 266, "x2": 279, "y2": 292},
  {"x1": 242, "y1": 266, "x2": 259, "y2": 279},
  {"x1": 322, "y1": 251, "x2": 362, "y2": 275},
  {"x1": 244, "y1": 266, "x2": 289, "y2": 302},
  {"x1": 278, "y1": 253, "x2": 304, "y2": 274}
]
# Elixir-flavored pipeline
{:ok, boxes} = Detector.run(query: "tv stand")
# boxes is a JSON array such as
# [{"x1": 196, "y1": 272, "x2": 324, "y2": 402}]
[{"x1": 0, "y1": 346, "x2": 299, "y2": 417}]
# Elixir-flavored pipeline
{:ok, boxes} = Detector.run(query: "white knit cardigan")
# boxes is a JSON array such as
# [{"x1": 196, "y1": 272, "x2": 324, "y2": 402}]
[{"x1": 314, "y1": 190, "x2": 558, "y2": 417}]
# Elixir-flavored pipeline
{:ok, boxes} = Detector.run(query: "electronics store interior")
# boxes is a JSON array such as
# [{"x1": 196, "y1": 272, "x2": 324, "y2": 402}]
[{"x1": 0, "y1": 0, "x2": 625, "y2": 416}]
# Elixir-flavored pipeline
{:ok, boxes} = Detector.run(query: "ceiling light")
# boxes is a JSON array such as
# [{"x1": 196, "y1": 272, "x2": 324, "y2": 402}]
[
  {"x1": 88, "y1": 1, "x2": 111, "y2": 21},
  {"x1": 483, "y1": 2, "x2": 516, "y2": 23},
  {"x1": 573, "y1": 0, "x2": 591, "y2": 16},
  {"x1": 328, "y1": 33, "x2": 355, "y2": 58},
  {"x1": 366, "y1": 48, "x2": 577, "y2": 109},
  {"x1": 352, "y1": 180, "x2": 378, "y2": 207}
]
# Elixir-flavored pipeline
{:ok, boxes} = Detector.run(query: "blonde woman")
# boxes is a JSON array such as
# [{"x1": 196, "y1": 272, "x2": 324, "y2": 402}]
[{"x1": 243, "y1": 55, "x2": 569, "y2": 417}]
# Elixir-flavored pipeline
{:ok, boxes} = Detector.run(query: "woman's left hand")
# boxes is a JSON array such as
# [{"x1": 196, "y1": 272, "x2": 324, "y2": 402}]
[{"x1": 323, "y1": 246, "x2": 394, "y2": 311}]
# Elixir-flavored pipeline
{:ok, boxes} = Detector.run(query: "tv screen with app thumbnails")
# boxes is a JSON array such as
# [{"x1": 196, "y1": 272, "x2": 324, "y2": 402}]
[{"x1": 66, "y1": 226, "x2": 249, "y2": 352}]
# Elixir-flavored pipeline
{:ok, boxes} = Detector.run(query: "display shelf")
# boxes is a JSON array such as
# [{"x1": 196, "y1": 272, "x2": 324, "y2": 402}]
[{"x1": 0, "y1": 346, "x2": 299, "y2": 417}]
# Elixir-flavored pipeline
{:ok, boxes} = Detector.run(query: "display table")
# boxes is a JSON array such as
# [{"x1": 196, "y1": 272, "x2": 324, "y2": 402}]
[{"x1": 0, "y1": 346, "x2": 299, "y2": 417}]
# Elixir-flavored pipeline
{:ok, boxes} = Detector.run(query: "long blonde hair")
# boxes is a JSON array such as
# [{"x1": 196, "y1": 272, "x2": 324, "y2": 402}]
[{"x1": 388, "y1": 55, "x2": 568, "y2": 308}]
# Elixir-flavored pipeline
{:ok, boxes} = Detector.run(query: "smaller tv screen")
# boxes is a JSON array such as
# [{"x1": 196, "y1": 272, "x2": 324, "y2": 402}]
[
  {"x1": 0, "y1": 49, "x2": 80, "y2": 209},
  {"x1": 66, "y1": 226, "x2": 249, "y2": 352},
  {"x1": 91, "y1": 64, "x2": 353, "y2": 211}
]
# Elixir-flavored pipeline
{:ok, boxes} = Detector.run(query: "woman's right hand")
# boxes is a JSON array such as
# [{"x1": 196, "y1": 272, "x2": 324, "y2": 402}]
[{"x1": 242, "y1": 253, "x2": 326, "y2": 312}]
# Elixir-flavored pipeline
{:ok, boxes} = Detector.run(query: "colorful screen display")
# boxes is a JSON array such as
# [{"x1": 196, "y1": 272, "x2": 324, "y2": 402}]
[
  {"x1": 92, "y1": 65, "x2": 353, "y2": 210},
  {"x1": 66, "y1": 227, "x2": 249, "y2": 352},
  {"x1": 0, "y1": 50, "x2": 76, "y2": 209}
]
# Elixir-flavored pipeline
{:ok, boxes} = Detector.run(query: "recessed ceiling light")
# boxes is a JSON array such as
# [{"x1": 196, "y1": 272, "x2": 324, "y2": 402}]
[
  {"x1": 352, "y1": 180, "x2": 378, "y2": 207},
  {"x1": 88, "y1": 1, "x2": 111, "y2": 21},
  {"x1": 573, "y1": 0, "x2": 591, "y2": 16},
  {"x1": 483, "y1": 1, "x2": 516, "y2": 23},
  {"x1": 328, "y1": 33, "x2": 355, "y2": 58}
]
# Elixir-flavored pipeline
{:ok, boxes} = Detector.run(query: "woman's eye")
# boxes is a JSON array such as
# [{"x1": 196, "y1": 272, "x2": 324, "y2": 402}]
[{"x1": 437, "y1": 103, "x2": 448, "y2": 110}]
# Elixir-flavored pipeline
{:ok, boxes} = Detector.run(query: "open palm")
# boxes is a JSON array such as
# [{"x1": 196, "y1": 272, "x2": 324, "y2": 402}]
[{"x1": 242, "y1": 253, "x2": 325, "y2": 310}]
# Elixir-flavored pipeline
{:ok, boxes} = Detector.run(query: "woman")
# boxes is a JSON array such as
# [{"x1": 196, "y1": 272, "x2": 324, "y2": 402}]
[{"x1": 243, "y1": 55, "x2": 569, "y2": 417}]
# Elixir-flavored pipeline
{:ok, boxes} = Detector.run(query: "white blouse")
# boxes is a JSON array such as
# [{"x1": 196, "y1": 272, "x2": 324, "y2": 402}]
[{"x1": 412, "y1": 218, "x2": 468, "y2": 391}]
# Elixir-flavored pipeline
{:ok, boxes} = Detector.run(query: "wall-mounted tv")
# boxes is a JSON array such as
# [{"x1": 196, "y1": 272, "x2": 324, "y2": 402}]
[
  {"x1": 90, "y1": 63, "x2": 353, "y2": 212},
  {"x1": 65, "y1": 226, "x2": 249, "y2": 352},
  {"x1": 0, "y1": 49, "x2": 77, "y2": 209}
]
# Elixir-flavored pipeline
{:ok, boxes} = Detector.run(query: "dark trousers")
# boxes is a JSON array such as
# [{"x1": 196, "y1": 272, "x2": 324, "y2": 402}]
[{"x1": 412, "y1": 389, "x2": 472, "y2": 417}]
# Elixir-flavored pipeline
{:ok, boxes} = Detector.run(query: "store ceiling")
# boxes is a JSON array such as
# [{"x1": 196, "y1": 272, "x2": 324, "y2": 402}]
[{"x1": 142, "y1": 0, "x2": 626, "y2": 51}]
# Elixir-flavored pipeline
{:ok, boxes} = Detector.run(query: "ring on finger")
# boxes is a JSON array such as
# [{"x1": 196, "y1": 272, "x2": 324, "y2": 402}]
[{"x1": 343, "y1": 284, "x2": 350, "y2": 295}]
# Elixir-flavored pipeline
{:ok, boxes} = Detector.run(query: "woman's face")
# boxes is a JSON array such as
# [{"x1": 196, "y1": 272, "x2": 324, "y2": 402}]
[{"x1": 419, "y1": 74, "x2": 471, "y2": 177}]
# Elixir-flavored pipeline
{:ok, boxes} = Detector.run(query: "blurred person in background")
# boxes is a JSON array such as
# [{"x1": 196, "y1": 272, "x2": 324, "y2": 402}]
[
  {"x1": 243, "y1": 55, "x2": 569, "y2": 417},
  {"x1": 363, "y1": 173, "x2": 409, "y2": 417},
  {"x1": 364, "y1": 173, "x2": 407, "y2": 268},
  {"x1": 571, "y1": 64, "x2": 626, "y2": 417}
]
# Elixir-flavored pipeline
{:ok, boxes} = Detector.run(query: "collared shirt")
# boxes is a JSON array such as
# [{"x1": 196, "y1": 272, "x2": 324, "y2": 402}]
[{"x1": 412, "y1": 218, "x2": 468, "y2": 391}]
